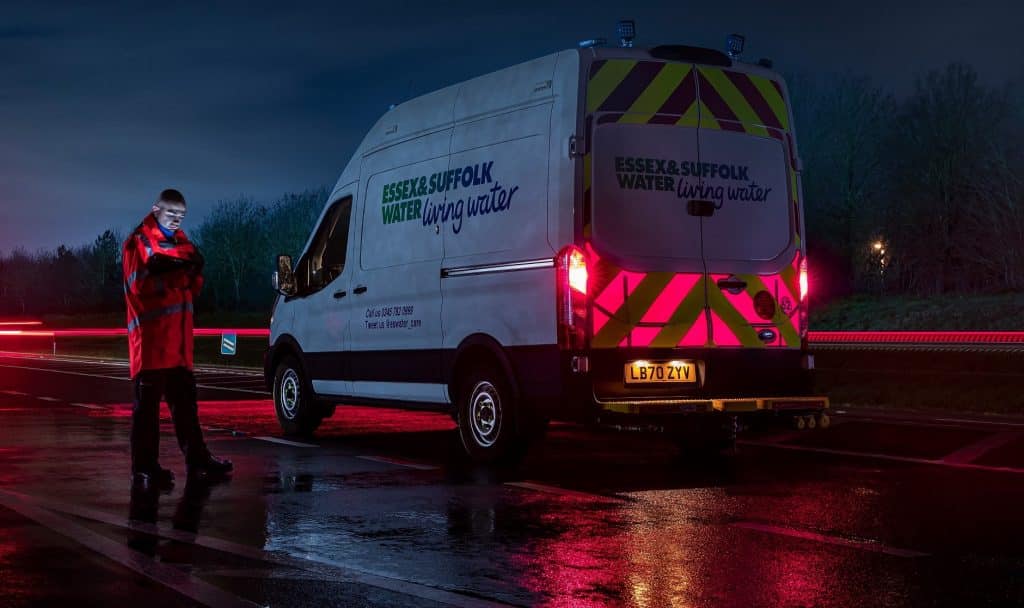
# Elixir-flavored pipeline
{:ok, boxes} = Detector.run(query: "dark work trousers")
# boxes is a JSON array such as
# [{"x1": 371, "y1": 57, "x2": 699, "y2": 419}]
[{"x1": 131, "y1": 367, "x2": 210, "y2": 473}]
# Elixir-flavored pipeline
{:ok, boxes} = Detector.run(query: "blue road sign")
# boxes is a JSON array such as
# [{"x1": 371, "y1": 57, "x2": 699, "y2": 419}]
[{"x1": 220, "y1": 333, "x2": 237, "y2": 356}]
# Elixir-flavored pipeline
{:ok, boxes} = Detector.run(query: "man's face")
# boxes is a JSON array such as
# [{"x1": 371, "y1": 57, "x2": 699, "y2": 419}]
[{"x1": 152, "y1": 201, "x2": 187, "y2": 231}]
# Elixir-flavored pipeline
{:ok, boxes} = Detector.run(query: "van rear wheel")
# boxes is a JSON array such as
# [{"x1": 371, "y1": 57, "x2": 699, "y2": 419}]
[
  {"x1": 457, "y1": 364, "x2": 529, "y2": 464},
  {"x1": 273, "y1": 355, "x2": 322, "y2": 437}
]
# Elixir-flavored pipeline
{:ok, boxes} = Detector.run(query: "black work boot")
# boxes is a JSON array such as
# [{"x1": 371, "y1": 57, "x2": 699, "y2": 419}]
[
  {"x1": 131, "y1": 466, "x2": 175, "y2": 492},
  {"x1": 187, "y1": 455, "x2": 233, "y2": 481}
]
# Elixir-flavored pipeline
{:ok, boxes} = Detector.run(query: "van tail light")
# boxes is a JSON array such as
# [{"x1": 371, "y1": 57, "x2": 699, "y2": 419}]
[
  {"x1": 798, "y1": 256, "x2": 809, "y2": 338},
  {"x1": 557, "y1": 245, "x2": 589, "y2": 350},
  {"x1": 799, "y1": 258, "x2": 808, "y2": 301}
]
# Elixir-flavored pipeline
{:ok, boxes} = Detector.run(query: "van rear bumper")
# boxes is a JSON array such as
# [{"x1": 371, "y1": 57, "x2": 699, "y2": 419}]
[{"x1": 509, "y1": 345, "x2": 818, "y2": 422}]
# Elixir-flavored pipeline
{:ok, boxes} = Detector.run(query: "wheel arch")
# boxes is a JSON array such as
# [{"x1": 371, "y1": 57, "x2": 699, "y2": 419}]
[
  {"x1": 446, "y1": 333, "x2": 519, "y2": 406},
  {"x1": 265, "y1": 334, "x2": 309, "y2": 392}
]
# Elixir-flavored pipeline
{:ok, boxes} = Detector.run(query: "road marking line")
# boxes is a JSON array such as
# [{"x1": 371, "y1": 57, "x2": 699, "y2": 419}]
[
  {"x1": 2, "y1": 489, "x2": 514, "y2": 608},
  {"x1": 1, "y1": 390, "x2": 29, "y2": 396},
  {"x1": 738, "y1": 439, "x2": 1024, "y2": 474},
  {"x1": 253, "y1": 436, "x2": 319, "y2": 448},
  {"x1": 0, "y1": 363, "x2": 128, "y2": 382},
  {"x1": 356, "y1": 455, "x2": 439, "y2": 470},
  {"x1": 69, "y1": 403, "x2": 107, "y2": 410},
  {"x1": 931, "y1": 417, "x2": 1024, "y2": 429},
  {"x1": 0, "y1": 492, "x2": 261, "y2": 608},
  {"x1": 731, "y1": 521, "x2": 929, "y2": 558},
  {"x1": 941, "y1": 431, "x2": 1022, "y2": 464},
  {"x1": 195, "y1": 383, "x2": 269, "y2": 395},
  {"x1": 505, "y1": 481, "x2": 627, "y2": 503},
  {"x1": 37, "y1": 396, "x2": 60, "y2": 402}
]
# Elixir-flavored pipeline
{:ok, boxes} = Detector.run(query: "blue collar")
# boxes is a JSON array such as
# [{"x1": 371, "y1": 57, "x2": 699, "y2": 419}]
[{"x1": 157, "y1": 223, "x2": 176, "y2": 240}]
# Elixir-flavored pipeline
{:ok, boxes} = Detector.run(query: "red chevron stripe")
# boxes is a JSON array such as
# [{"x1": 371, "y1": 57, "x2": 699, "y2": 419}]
[
  {"x1": 696, "y1": 71, "x2": 740, "y2": 123},
  {"x1": 598, "y1": 61, "x2": 666, "y2": 113},
  {"x1": 724, "y1": 70, "x2": 783, "y2": 129},
  {"x1": 656, "y1": 70, "x2": 697, "y2": 115}
]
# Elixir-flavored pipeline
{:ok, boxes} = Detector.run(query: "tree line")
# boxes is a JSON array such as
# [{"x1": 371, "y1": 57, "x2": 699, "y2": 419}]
[
  {"x1": 0, "y1": 188, "x2": 326, "y2": 317},
  {"x1": 1, "y1": 62, "x2": 1022, "y2": 318},
  {"x1": 791, "y1": 63, "x2": 1024, "y2": 300}
]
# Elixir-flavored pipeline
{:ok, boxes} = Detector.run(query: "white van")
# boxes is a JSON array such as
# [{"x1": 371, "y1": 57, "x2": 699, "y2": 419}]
[{"x1": 267, "y1": 42, "x2": 828, "y2": 461}]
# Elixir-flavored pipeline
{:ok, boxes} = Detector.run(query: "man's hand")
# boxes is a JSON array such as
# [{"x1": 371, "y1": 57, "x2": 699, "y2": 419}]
[{"x1": 146, "y1": 253, "x2": 193, "y2": 275}]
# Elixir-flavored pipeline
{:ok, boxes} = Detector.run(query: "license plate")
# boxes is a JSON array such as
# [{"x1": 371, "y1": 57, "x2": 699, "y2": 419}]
[{"x1": 624, "y1": 360, "x2": 697, "y2": 384}]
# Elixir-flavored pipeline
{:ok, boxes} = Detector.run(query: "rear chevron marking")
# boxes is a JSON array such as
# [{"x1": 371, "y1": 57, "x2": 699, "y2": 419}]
[{"x1": 587, "y1": 60, "x2": 636, "y2": 113}]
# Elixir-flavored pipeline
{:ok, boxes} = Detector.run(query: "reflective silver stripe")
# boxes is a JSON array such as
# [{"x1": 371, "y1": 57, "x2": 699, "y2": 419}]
[
  {"x1": 137, "y1": 233, "x2": 154, "y2": 257},
  {"x1": 441, "y1": 258, "x2": 554, "y2": 278},
  {"x1": 127, "y1": 302, "x2": 193, "y2": 333},
  {"x1": 125, "y1": 269, "x2": 149, "y2": 288},
  {"x1": 158, "y1": 241, "x2": 176, "y2": 250}
]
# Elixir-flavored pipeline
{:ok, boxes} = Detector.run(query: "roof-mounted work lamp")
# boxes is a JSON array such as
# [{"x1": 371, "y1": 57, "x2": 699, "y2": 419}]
[
  {"x1": 617, "y1": 20, "x2": 635, "y2": 48},
  {"x1": 726, "y1": 33, "x2": 745, "y2": 59}
]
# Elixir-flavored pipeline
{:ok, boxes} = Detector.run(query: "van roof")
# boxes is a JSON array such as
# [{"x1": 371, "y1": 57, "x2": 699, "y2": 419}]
[{"x1": 332, "y1": 46, "x2": 786, "y2": 193}]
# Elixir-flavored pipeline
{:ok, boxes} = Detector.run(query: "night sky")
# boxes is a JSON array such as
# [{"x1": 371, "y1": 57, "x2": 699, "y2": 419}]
[{"x1": 2, "y1": 0, "x2": 1021, "y2": 253}]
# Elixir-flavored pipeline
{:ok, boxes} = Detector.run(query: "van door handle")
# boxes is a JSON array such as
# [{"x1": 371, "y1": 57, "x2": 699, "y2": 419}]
[
  {"x1": 353, "y1": 285, "x2": 368, "y2": 295},
  {"x1": 333, "y1": 290, "x2": 347, "y2": 299},
  {"x1": 716, "y1": 278, "x2": 747, "y2": 293}
]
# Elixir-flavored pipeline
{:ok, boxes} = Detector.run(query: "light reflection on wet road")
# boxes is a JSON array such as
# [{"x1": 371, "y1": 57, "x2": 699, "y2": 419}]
[{"x1": 1, "y1": 354, "x2": 1023, "y2": 607}]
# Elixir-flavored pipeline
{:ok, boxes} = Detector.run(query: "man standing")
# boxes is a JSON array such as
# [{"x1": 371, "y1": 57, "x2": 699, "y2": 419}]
[{"x1": 123, "y1": 188, "x2": 232, "y2": 491}]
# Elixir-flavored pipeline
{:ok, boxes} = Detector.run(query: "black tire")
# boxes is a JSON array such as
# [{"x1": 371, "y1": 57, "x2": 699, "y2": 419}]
[
  {"x1": 273, "y1": 354, "x2": 322, "y2": 437},
  {"x1": 456, "y1": 363, "x2": 530, "y2": 464}
]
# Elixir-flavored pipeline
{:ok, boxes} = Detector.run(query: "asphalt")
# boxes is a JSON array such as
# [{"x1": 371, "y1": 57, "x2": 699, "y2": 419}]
[{"x1": 0, "y1": 351, "x2": 1023, "y2": 607}]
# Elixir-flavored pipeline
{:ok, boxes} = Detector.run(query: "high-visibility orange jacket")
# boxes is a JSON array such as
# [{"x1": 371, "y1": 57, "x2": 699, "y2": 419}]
[{"x1": 122, "y1": 213, "x2": 204, "y2": 378}]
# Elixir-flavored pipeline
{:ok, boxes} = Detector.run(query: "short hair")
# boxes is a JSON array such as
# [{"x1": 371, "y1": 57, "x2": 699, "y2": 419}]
[{"x1": 157, "y1": 188, "x2": 186, "y2": 206}]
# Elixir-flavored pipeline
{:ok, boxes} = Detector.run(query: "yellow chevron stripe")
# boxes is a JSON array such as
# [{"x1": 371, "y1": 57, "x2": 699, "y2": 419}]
[
  {"x1": 592, "y1": 272, "x2": 674, "y2": 348},
  {"x1": 587, "y1": 60, "x2": 636, "y2": 114},
  {"x1": 699, "y1": 67, "x2": 764, "y2": 128},
  {"x1": 706, "y1": 288, "x2": 764, "y2": 348},
  {"x1": 696, "y1": 101, "x2": 721, "y2": 130},
  {"x1": 744, "y1": 123, "x2": 770, "y2": 138},
  {"x1": 677, "y1": 101, "x2": 699, "y2": 127},
  {"x1": 625, "y1": 63, "x2": 691, "y2": 115},
  {"x1": 750, "y1": 75, "x2": 790, "y2": 130},
  {"x1": 778, "y1": 265, "x2": 800, "y2": 301},
  {"x1": 648, "y1": 287, "x2": 707, "y2": 347},
  {"x1": 742, "y1": 275, "x2": 800, "y2": 347},
  {"x1": 619, "y1": 113, "x2": 655, "y2": 124}
]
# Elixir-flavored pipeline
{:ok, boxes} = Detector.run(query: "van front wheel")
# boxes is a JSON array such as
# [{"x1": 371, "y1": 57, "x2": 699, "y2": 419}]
[
  {"x1": 457, "y1": 365, "x2": 527, "y2": 464},
  {"x1": 273, "y1": 355, "x2": 322, "y2": 437}
]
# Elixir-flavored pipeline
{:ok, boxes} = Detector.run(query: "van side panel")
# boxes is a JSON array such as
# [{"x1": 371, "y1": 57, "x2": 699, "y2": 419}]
[
  {"x1": 347, "y1": 131, "x2": 451, "y2": 404},
  {"x1": 549, "y1": 50, "x2": 581, "y2": 251},
  {"x1": 441, "y1": 59, "x2": 560, "y2": 355}
]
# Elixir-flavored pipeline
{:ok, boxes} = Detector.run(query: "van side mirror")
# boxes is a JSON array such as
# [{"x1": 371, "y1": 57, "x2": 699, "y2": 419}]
[
  {"x1": 274, "y1": 254, "x2": 296, "y2": 296},
  {"x1": 687, "y1": 199, "x2": 716, "y2": 217}
]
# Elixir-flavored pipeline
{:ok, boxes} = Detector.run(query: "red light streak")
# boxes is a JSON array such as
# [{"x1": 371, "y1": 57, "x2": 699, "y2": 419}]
[
  {"x1": 0, "y1": 327, "x2": 1020, "y2": 344},
  {"x1": 0, "y1": 327, "x2": 270, "y2": 338},
  {"x1": 807, "y1": 331, "x2": 1024, "y2": 344},
  {"x1": 0, "y1": 320, "x2": 44, "y2": 326}
]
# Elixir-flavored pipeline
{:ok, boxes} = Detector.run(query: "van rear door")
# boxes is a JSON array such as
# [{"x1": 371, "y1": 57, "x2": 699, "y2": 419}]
[
  {"x1": 587, "y1": 59, "x2": 709, "y2": 350},
  {"x1": 694, "y1": 66, "x2": 800, "y2": 348},
  {"x1": 586, "y1": 59, "x2": 801, "y2": 351}
]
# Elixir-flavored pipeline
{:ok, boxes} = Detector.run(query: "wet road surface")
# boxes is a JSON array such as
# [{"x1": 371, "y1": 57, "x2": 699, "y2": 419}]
[{"x1": 1, "y1": 352, "x2": 1023, "y2": 607}]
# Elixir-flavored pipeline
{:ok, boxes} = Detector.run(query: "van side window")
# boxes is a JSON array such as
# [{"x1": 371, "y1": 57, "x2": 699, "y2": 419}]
[{"x1": 295, "y1": 196, "x2": 352, "y2": 296}]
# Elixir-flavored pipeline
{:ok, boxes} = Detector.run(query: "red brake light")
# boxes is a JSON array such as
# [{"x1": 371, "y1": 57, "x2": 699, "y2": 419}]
[
  {"x1": 557, "y1": 245, "x2": 589, "y2": 350},
  {"x1": 567, "y1": 248, "x2": 588, "y2": 295},
  {"x1": 799, "y1": 258, "x2": 808, "y2": 301}
]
